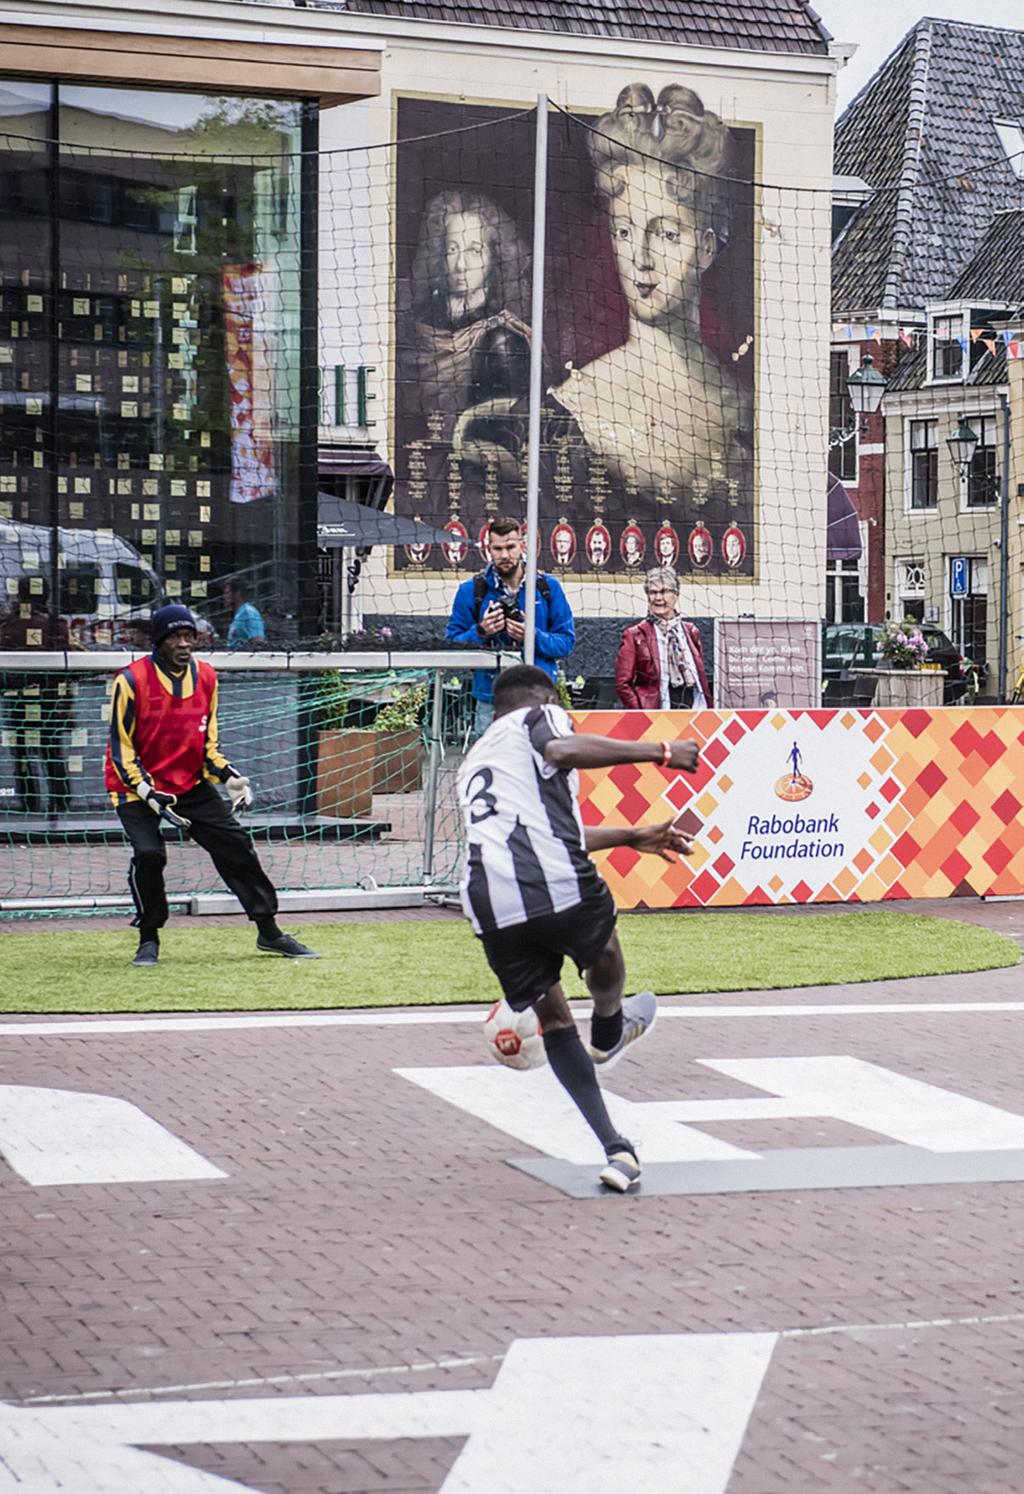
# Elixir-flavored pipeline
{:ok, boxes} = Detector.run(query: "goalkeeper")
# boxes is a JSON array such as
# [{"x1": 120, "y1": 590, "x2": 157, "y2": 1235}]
[{"x1": 104, "y1": 604, "x2": 318, "y2": 968}]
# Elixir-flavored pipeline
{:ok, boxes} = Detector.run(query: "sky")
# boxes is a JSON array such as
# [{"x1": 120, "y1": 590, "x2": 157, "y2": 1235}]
[{"x1": 820, "y1": 0, "x2": 1024, "y2": 113}]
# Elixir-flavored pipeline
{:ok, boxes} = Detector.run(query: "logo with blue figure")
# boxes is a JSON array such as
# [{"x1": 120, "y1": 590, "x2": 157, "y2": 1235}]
[{"x1": 774, "y1": 739, "x2": 814, "y2": 802}]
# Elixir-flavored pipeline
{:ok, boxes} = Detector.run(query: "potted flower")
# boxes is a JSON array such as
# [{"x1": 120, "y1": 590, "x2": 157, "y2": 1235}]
[
  {"x1": 312, "y1": 670, "x2": 375, "y2": 818},
  {"x1": 878, "y1": 618, "x2": 929, "y2": 670},
  {"x1": 371, "y1": 681, "x2": 427, "y2": 793}
]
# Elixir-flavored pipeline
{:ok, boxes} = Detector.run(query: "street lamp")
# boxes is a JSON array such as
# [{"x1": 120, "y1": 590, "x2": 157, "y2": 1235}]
[
  {"x1": 846, "y1": 353, "x2": 887, "y2": 420},
  {"x1": 946, "y1": 414, "x2": 980, "y2": 476}
]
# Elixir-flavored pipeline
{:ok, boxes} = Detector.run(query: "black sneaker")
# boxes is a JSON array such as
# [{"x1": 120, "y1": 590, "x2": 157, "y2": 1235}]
[
  {"x1": 589, "y1": 992, "x2": 658, "y2": 1072},
  {"x1": 256, "y1": 933, "x2": 320, "y2": 959},
  {"x1": 600, "y1": 1146, "x2": 641, "y2": 1192},
  {"x1": 132, "y1": 940, "x2": 159, "y2": 968}
]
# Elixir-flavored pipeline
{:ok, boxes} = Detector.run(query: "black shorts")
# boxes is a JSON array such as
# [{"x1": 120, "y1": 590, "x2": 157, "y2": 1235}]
[{"x1": 479, "y1": 884, "x2": 618, "y2": 1012}]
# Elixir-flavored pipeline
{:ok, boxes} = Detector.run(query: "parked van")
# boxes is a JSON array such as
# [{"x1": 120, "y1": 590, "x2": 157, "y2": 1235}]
[{"x1": 0, "y1": 520, "x2": 211, "y2": 648}]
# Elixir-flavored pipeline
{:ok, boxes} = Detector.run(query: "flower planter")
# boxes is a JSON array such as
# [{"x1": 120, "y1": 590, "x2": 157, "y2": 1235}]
[
  {"x1": 372, "y1": 729, "x2": 423, "y2": 793},
  {"x1": 852, "y1": 668, "x2": 946, "y2": 708},
  {"x1": 315, "y1": 729, "x2": 375, "y2": 817}
]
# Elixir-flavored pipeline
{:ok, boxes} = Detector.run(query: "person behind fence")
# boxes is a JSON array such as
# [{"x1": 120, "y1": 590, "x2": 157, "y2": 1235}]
[
  {"x1": 445, "y1": 515, "x2": 576, "y2": 736},
  {"x1": 0, "y1": 577, "x2": 79, "y2": 818},
  {"x1": 223, "y1": 579, "x2": 266, "y2": 650},
  {"x1": 104, "y1": 603, "x2": 318, "y2": 968},
  {"x1": 457, "y1": 663, "x2": 699, "y2": 1191},
  {"x1": 614, "y1": 565, "x2": 710, "y2": 709}
]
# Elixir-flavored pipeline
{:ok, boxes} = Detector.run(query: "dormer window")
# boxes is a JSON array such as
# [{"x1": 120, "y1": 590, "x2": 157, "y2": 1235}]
[
  {"x1": 931, "y1": 313, "x2": 964, "y2": 380},
  {"x1": 993, "y1": 119, "x2": 1024, "y2": 181}
]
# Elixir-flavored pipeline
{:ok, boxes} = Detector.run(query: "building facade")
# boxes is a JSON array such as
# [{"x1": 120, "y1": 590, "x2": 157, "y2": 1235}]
[{"x1": 830, "y1": 18, "x2": 1024, "y2": 666}]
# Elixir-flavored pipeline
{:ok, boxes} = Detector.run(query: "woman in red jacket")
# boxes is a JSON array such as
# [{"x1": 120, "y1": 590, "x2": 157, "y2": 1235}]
[{"x1": 615, "y1": 566, "x2": 711, "y2": 709}]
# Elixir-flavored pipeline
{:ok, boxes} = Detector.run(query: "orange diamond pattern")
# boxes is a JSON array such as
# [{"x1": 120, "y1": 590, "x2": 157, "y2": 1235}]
[{"x1": 573, "y1": 706, "x2": 1024, "y2": 909}]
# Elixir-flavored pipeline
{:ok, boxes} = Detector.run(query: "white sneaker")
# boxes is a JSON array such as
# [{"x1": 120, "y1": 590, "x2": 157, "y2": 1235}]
[
  {"x1": 589, "y1": 992, "x2": 658, "y2": 1072},
  {"x1": 599, "y1": 1147, "x2": 641, "y2": 1192}
]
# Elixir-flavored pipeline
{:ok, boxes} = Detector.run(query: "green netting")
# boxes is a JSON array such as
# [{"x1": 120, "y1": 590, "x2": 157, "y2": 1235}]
[{"x1": 0, "y1": 660, "x2": 476, "y2": 913}]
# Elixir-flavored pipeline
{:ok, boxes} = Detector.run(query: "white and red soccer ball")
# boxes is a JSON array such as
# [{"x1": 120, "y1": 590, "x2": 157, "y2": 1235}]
[{"x1": 483, "y1": 1000, "x2": 546, "y2": 1071}]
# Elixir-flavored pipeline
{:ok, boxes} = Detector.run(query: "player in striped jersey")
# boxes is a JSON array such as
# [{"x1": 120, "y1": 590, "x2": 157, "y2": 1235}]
[
  {"x1": 458, "y1": 663, "x2": 699, "y2": 1190},
  {"x1": 105, "y1": 603, "x2": 318, "y2": 967}
]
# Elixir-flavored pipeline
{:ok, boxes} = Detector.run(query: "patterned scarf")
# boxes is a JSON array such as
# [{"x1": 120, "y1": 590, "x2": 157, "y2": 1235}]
[{"x1": 650, "y1": 614, "x2": 697, "y2": 689}]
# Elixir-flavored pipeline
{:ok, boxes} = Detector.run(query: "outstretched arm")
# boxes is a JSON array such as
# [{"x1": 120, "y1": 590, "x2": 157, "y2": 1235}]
[
  {"x1": 585, "y1": 820, "x2": 695, "y2": 861},
  {"x1": 544, "y1": 733, "x2": 699, "y2": 773}
]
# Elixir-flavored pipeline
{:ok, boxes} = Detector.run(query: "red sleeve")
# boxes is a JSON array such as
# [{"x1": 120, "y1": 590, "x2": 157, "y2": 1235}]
[{"x1": 615, "y1": 627, "x2": 641, "y2": 708}]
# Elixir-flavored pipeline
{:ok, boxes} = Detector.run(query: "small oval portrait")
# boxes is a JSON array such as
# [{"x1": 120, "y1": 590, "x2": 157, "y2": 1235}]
[
  {"x1": 550, "y1": 522, "x2": 577, "y2": 568},
  {"x1": 403, "y1": 540, "x2": 432, "y2": 565},
  {"x1": 654, "y1": 525, "x2": 680, "y2": 567},
  {"x1": 619, "y1": 524, "x2": 646, "y2": 568},
  {"x1": 442, "y1": 520, "x2": 470, "y2": 566},
  {"x1": 688, "y1": 524, "x2": 713, "y2": 569},
  {"x1": 722, "y1": 524, "x2": 746, "y2": 570},
  {"x1": 585, "y1": 522, "x2": 612, "y2": 569}
]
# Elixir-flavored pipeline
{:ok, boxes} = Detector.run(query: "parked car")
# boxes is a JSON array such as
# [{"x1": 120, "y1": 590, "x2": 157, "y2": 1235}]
[
  {"x1": 0, "y1": 519, "x2": 214, "y2": 649},
  {"x1": 822, "y1": 622, "x2": 967, "y2": 704}
]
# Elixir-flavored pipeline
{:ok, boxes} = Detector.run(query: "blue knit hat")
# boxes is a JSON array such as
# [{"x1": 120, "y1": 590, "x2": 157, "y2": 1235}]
[{"x1": 151, "y1": 603, "x2": 198, "y2": 648}]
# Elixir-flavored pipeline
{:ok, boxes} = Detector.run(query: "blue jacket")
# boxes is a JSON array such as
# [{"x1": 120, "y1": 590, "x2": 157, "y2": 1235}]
[{"x1": 445, "y1": 563, "x2": 576, "y2": 702}]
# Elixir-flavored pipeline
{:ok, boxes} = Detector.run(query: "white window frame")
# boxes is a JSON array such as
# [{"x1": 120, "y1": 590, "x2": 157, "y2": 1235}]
[
  {"x1": 895, "y1": 556, "x2": 925, "y2": 605},
  {"x1": 958, "y1": 410, "x2": 999, "y2": 512},
  {"x1": 903, "y1": 415, "x2": 939, "y2": 515},
  {"x1": 828, "y1": 344, "x2": 859, "y2": 488},
  {"x1": 927, "y1": 306, "x2": 968, "y2": 385},
  {"x1": 993, "y1": 119, "x2": 1024, "y2": 181}
]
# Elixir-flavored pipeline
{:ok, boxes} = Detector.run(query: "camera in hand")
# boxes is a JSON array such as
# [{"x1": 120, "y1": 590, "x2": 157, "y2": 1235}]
[{"x1": 496, "y1": 597, "x2": 524, "y2": 623}]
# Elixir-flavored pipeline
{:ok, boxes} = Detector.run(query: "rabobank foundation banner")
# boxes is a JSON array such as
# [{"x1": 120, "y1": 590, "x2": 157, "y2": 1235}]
[{"x1": 572, "y1": 707, "x2": 1024, "y2": 907}]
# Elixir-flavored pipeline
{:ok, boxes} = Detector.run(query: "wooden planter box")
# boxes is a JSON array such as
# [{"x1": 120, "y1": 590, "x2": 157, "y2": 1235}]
[
  {"x1": 372, "y1": 729, "x2": 423, "y2": 793},
  {"x1": 852, "y1": 668, "x2": 946, "y2": 708},
  {"x1": 316, "y1": 729, "x2": 375, "y2": 818}
]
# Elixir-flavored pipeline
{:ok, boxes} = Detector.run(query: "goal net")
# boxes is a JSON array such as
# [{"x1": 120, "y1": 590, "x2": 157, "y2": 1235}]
[{"x1": 1, "y1": 86, "x2": 844, "y2": 911}]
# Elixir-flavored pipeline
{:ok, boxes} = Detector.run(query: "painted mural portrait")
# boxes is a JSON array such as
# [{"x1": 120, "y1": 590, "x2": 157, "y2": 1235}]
[
  {"x1": 402, "y1": 188, "x2": 532, "y2": 436},
  {"x1": 552, "y1": 84, "x2": 752, "y2": 509},
  {"x1": 392, "y1": 90, "x2": 755, "y2": 576}
]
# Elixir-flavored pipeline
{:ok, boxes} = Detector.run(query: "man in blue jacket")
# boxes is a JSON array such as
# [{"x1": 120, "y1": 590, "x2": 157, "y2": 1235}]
[{"x1": 446, "y1": 515, "x2": 576, "y2": 735}]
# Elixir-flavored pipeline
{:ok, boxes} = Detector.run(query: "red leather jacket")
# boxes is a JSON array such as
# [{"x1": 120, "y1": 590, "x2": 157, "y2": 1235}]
[{"x1": 614, "y1": 618, "x2": 711, "y2": 709}]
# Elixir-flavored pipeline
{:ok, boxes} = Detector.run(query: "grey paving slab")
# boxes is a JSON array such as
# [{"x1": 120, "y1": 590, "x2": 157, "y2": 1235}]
[{"x1": 510, "y1": 1143, "x2": 1024, "y2": 1199}]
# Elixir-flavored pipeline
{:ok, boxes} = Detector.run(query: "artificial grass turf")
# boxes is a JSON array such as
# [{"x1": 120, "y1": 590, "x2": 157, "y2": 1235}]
[{"x1": 0, "y1": 908, "x2": 1017, "y2": 1014}]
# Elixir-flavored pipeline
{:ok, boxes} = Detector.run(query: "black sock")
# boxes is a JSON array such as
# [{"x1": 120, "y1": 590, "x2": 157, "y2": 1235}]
[
  {"x1": 138, "y1": 930, "x2": 159, "y2": 948},
  {"x1": 590, "y1": 1009, "x2": 623, "y2": 1053},
  {"x1": 257, "y1": 918, "x2": 283, "y2": 941},
  {"x1": 543, "y1": 1026, "x2": 628, "y2": 1154}
]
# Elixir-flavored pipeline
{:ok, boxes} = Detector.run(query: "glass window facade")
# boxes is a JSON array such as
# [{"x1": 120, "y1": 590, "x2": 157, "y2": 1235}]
[{"x1": 0, "y1": 83, "x2": 311, "y2": 650}]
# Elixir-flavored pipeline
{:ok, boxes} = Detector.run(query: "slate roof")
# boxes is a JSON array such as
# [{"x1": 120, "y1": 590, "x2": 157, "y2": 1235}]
[
  {"x1": 947, "y1": 208, "x2": 1024, "y2": 304},
  {"x1": 885, "y1": 338, "x2": 1007, "y2": 393},
  {"x1": 327, "y1": 0, "x2": 832, "y2": 52},
  {"x1": 833, "y1": 18, "x2": 1024, "y2": 317}
]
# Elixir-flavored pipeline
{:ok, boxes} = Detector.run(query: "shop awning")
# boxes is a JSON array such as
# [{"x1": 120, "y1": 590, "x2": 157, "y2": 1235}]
[
  {"x1": 827, "y1": 473, "x2": 862, "y2": 561},
  {"x1": 316, "y1": 494, "x2": 453, "y2": 550}
]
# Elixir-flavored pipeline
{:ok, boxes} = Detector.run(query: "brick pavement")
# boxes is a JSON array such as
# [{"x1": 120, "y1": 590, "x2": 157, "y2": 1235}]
[{"x1": 2, "y1": 914, "x2": 1024, "y2": 1490}]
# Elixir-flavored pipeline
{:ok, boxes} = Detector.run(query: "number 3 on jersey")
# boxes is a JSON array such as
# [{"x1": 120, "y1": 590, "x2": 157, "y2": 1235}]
[{"x1": 466, "y1": 767, "x2": 498, "y2": 824}]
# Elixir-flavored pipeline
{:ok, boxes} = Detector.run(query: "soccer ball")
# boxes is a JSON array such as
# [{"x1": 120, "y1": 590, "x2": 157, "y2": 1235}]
[{"x1": 483, "y1": 999, "x2": 546, "y2": 1071}]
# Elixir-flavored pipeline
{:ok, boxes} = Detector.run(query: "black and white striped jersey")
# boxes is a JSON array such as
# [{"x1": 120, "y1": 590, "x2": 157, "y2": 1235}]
[{"x1": 457, "y1": 702, "x2": 604, "y2": 934}]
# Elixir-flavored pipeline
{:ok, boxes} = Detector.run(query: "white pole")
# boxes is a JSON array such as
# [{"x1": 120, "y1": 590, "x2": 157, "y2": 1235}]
[{"x1": 523, "y1": 93, "x2": 548, "y2": 667}]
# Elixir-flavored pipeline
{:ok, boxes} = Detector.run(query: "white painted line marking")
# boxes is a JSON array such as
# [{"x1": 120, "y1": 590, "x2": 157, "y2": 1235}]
[
  {"x1": 701, "y1": 1056, "x2": 1024, "y2": 1152},
  {"x1": 22, "y1": 1308, "x2": 1024, "y2": 1411},
  {"x1": 441, "y1": 1334, "x2": 775, "y2": 1494},
  {"x1": 0, "y1": 1087, "x2": 226, "y2": 1186},
  {"x1": 0, "y1": 1333, "x2": 776, "y2": 1494},
  {"x1": 4, "y1": 998, "x2": 1024, "y2": 1038},
  {"x1": 398, "y1": 1065, "x2": 759, "y2": 1164},
  {"x1": 22, "y1": 1352, "x2": 505, "y2": 1405},
  {"x1": 398, "y1": 1058, "x2": 1024, "y2": 1165}
]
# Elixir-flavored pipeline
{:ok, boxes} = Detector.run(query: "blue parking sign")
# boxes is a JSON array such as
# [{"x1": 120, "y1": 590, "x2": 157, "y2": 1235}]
[{"x1": 950, "y1": 557, "x2": 969, "y2": 599}]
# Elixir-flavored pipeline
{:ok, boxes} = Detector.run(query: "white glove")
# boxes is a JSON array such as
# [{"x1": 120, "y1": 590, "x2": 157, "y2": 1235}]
[
  {"x1": 225, "y1": 774, "x2": 253, "y2": 812},
  {"x1": 137, "y1": 782, "x2": 191, "y2": 829}
]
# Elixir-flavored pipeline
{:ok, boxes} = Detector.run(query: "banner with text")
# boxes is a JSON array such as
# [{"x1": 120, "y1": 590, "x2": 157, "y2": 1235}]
[{"x1": 573, "y1": 706, "x2": 1024, "y2": 907}]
